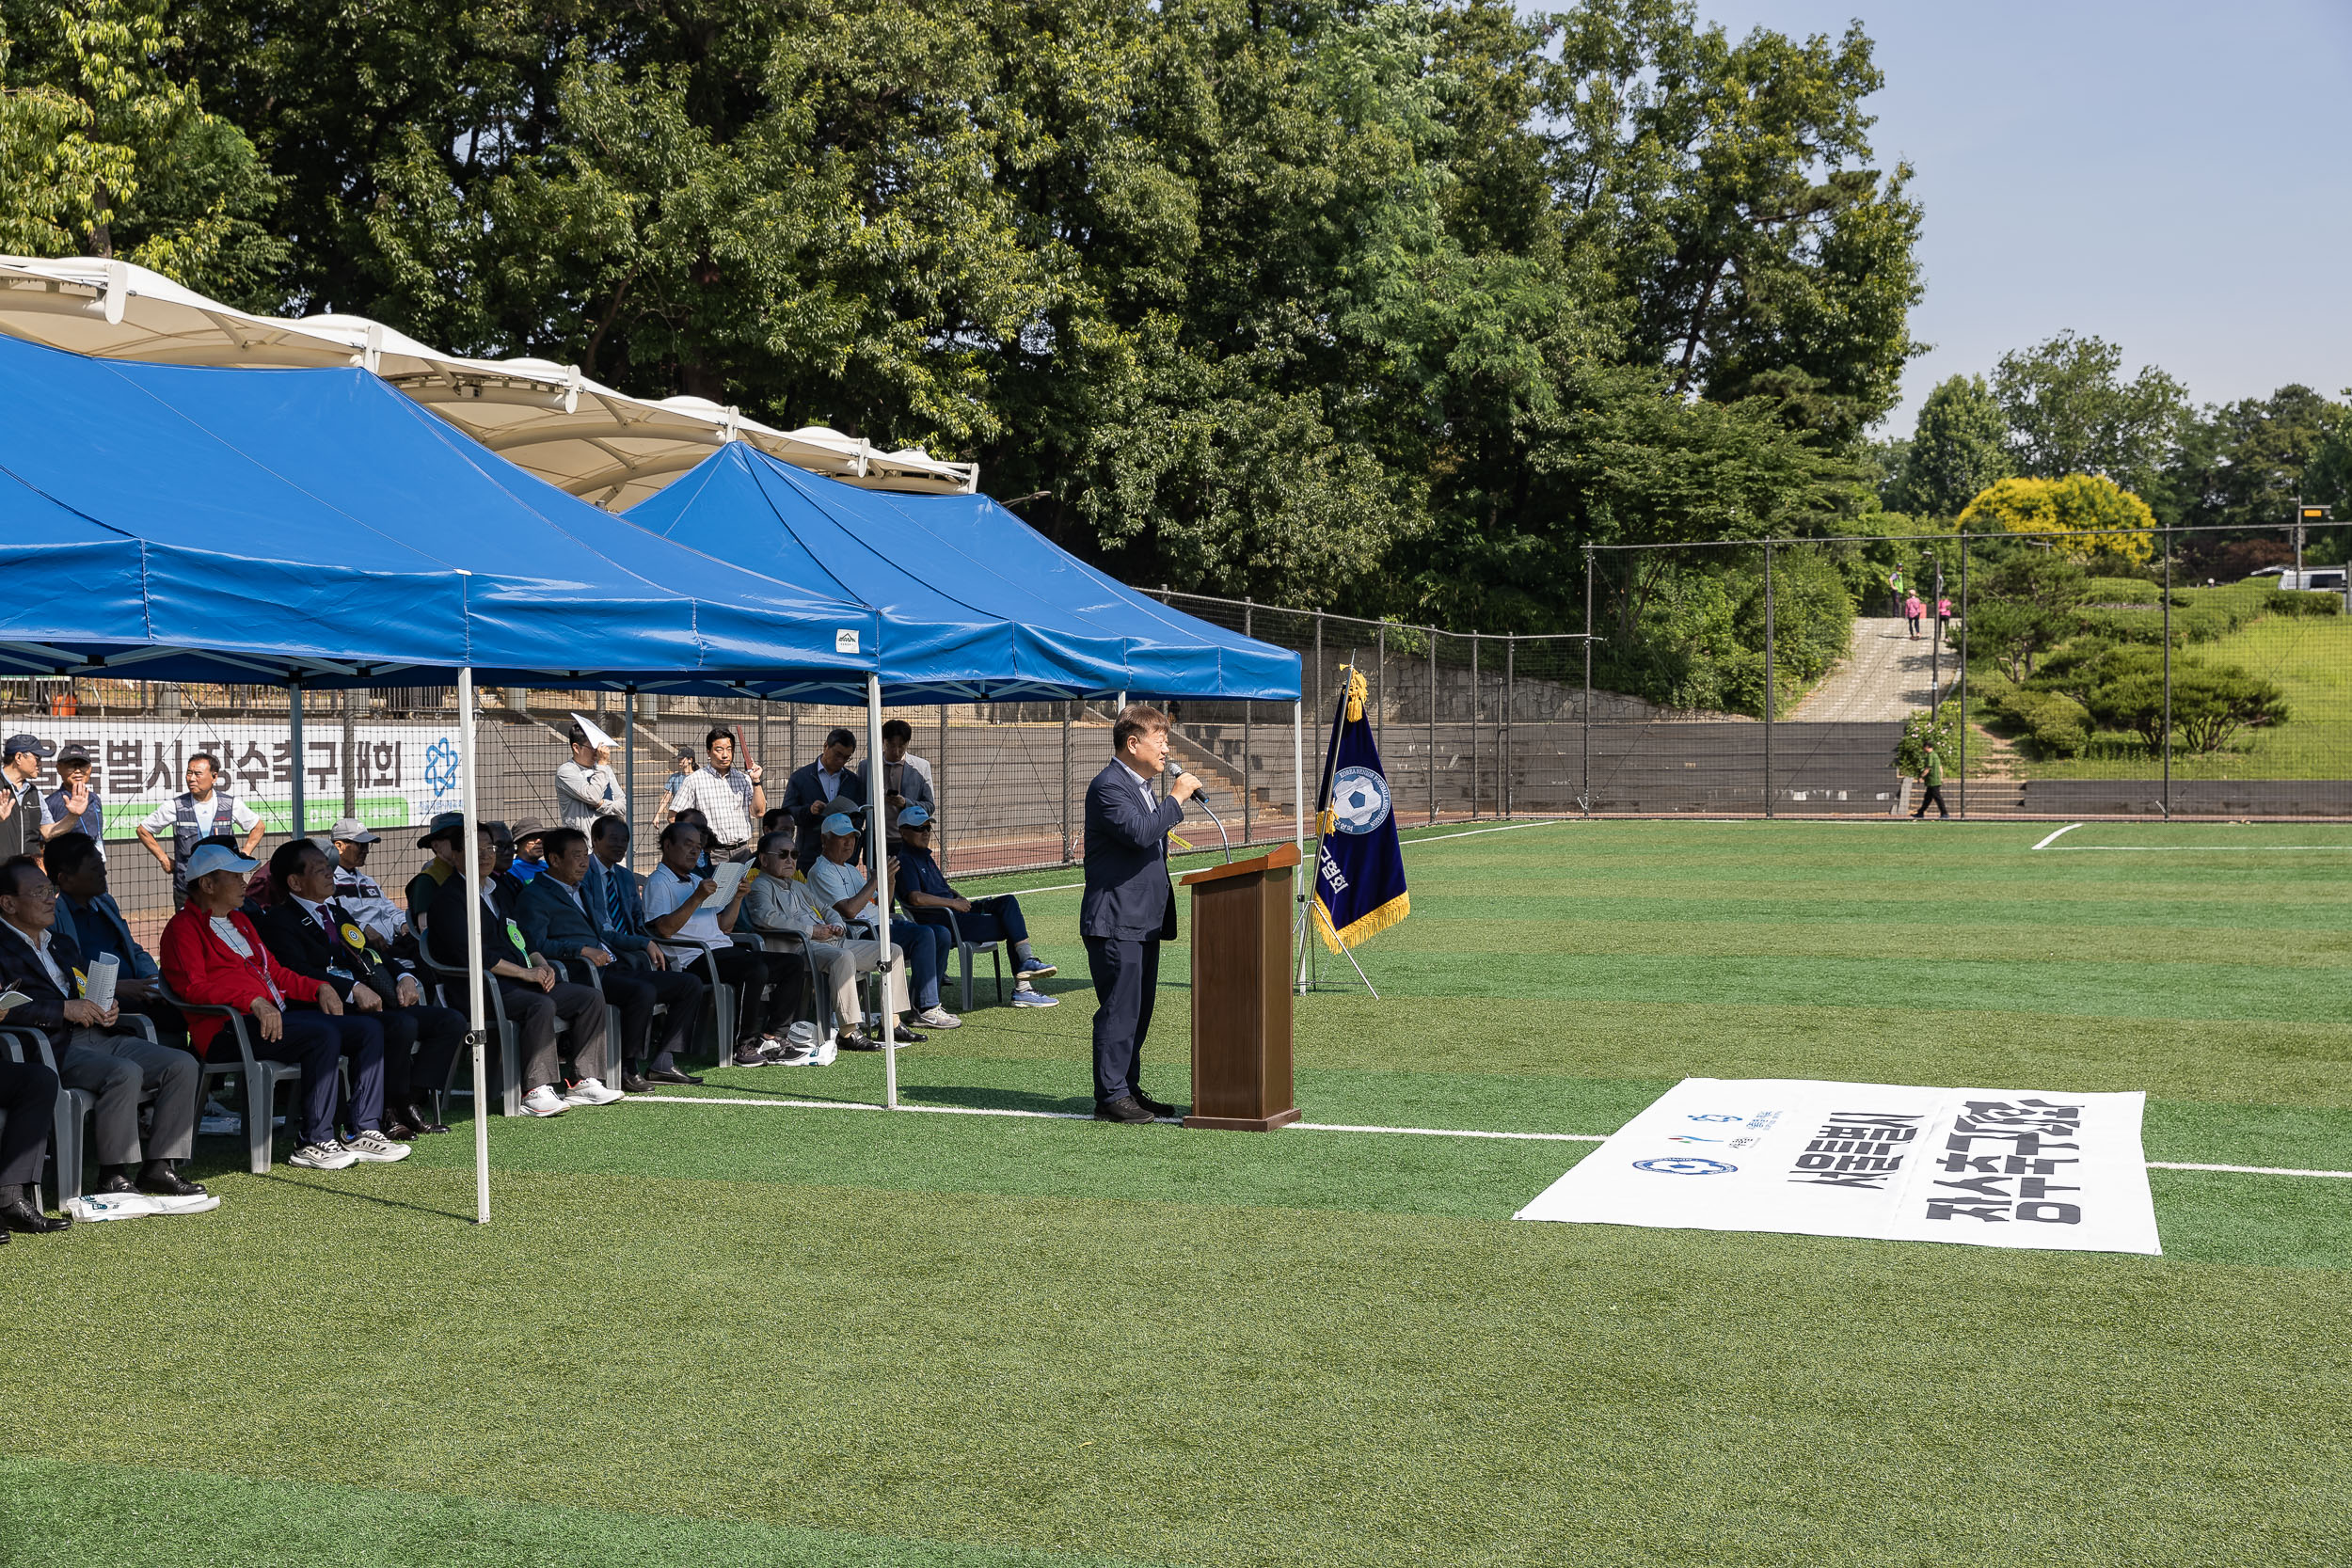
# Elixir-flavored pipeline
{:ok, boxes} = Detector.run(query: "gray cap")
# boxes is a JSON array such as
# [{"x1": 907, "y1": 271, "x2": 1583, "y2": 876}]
[{"x1": 329, "y1": 817, "x2": 379, "y2": 843}]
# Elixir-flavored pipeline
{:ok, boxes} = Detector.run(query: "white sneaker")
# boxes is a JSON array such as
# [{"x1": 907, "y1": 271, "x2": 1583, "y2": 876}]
[
  {"x1": 345, "y1": 1129, "x2": 413, "y2": 1164},
  {"x1": 1012, "y1": 985, "x2": 1058, "y2": 1008},
  {"x1": 916, "y1": 1006, "x2": 962, "y2": 1030},
  {"x1": 563, "y1": 1077, "x2": 625, "y2": 1107},
  {"x1": 290, "y1": 1140, "x2": 359, "y2": 1170},
  {"x1": 520, "y1": 1085, "x2": 569, "y2": 1117},
  {"x1": 771, "y1": 1044, "x2": 818, "y2": 1067}
]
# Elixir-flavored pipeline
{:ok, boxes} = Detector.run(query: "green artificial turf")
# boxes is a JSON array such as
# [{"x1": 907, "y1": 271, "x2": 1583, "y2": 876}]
[{"x1": 8, "y1": 818, "x2": 2352, "y2": 1567}]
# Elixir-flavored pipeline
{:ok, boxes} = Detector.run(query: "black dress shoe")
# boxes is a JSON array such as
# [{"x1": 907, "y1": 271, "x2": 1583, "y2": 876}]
[
  {"x1": 136, "y1": 1166, "x2": 208, "y2": 1198},
  {"x1": 1095, "y1": 1095, "x2": 1153, "y2": 1124},
  {"x1": 378, "y1": 1116, "x2": 418, "y2": 1141},
  {"x1": 1131, "y1": 1092, "x2": 1178, "y2": 1118},
  {"x1": 404, "y1": 1102, "x2": 452, "y2": 1134},
  {"x1": 95, "y1": 1171, "x2": 138, "y2": 1196},
  {"x1": 890, "y1": 1025, "x2": 928, "y2": 1045},
  {"x1": 644, "y1": 1068, "x2": 703, "y2": 1085},
  {"x1": 621, "y1": 1072, "x2": 655, "y2": 1093},
  {"x1": 0, "y1": 1198, "x2": 70, "y2": 1233}
]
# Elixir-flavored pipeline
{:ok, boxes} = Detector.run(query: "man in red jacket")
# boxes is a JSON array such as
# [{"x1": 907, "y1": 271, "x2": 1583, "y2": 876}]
[{"x1": 161, "y1": 843, "x2": 408, "y2": 1172}]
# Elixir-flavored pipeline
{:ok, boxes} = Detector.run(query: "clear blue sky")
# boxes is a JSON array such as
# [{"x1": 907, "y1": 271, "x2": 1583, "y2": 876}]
[{"x1": 1691, "y1": 0, "x2": 2352, "y2": 435}]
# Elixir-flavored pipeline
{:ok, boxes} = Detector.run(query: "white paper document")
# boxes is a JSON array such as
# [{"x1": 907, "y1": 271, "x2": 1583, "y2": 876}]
[{"x1": 1517, "y1": 1077, "x2": 2161, "y2": 1256}]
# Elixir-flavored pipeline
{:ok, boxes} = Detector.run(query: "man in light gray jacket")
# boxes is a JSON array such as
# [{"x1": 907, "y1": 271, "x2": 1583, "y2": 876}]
[{"x1": 555, "y1": 722, "x2": 628, "y2": 832}]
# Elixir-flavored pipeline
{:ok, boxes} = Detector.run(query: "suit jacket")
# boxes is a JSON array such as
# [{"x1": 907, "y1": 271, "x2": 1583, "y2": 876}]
[
  {"x1": 0, "y1": 917, "x2": 91, "y2": 1044},
  {"x1": 427, "y1": 871, "x2": 532, "y2": 980},
  {"x1": 253, "y1": 896, "x2": 411, "y2": 1004},
  {"x1": 779, "y1": 760, "x2": 866, "y2": 865},
  {"x1": 516, "y1": 873, "x2": 612, "y2": 966},
  {"x1": 583, "y1": 857, "x2": 655, "y2": 962},
  {"x1": 1080, "y1": 761, "x2": 1184, "y2": 942},
  {"x1": 54, "y1": 891, "x2": 162, "y2": 981}
]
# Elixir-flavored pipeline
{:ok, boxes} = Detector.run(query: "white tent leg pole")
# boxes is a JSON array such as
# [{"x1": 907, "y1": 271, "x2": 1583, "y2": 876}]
[
  {"x1": 868, "y1": 673, "x2": 897, "y2": 1111},
  {"x1": 459, "y1": 667, "x2": 490, "y2": 1225},
  {"x1": 1293, "y1": 699, "x2": 1306, "y2": 990},
  {"x1": 623, "y1": 686, "x2": 637, "y2": 867},
  {"x1": 288, "y1": 682, "x2": 305, "y2": 840}
]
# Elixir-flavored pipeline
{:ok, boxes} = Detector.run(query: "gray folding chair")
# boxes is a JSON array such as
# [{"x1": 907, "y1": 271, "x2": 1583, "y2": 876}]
[
  {"x1": 414, "y1": 911, "x2": 573, "y2": 1114},
  {"x1": 938, "y1": 908, "x2": 1006, "y2": 1013},
  {"x1": 159, "y1": 983, "x2": 309, "y2": 1175},
  {"x1": 1, "y1": 1026, "x2": 83, "y2": 1208}
]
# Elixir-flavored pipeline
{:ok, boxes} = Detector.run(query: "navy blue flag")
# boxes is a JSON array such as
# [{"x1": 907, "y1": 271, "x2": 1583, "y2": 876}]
[{"x1": 1313, "y1": 669, "x2": 1408, "y2": 950}]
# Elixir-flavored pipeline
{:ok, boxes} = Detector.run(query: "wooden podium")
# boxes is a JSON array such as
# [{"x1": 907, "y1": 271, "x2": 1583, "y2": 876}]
[{"x1": 1180, "y1": 842, "x2": 1301, "y2": 1131}]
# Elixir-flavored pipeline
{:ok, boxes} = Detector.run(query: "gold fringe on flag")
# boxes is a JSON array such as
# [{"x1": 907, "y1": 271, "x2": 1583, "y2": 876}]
[{"x1": 1314, "y1": 889, "x2": 1410, "y2": 953}]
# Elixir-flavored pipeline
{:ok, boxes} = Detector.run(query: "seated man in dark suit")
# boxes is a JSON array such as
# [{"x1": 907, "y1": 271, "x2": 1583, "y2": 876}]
[
  {"x1": 0, "y1": 1018, "x2": 69, "y2": 1237},
  {"x1": 256, "y1": 839, "x2": 467, "y2": 1138},
  {"x1": 778, "y1": 727, "x2": 866, "y2": 871},
  {"x1": 427, "y1": 823, "x2": 618, "y2": 1117},
  {"x1": 0, "y1": 854, "x2": 207, "y2": 1196},
  {"x1": 520, "y1": 827, "x2": 706, "y2": 1089},
  {"x1": 45, "y1": 832, "x2": 184, "y2": 1045}
]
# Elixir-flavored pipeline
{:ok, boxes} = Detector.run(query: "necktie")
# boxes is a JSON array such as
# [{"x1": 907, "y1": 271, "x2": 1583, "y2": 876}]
[{"x1": 605, "y1": 868, "x2": 629, "y2": 934}]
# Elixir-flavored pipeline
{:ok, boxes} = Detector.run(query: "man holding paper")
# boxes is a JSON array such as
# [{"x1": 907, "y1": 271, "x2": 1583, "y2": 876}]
[
  {"x1": 556, "y1": 716, "x2": 628, "y2": 832},
  {"x1": 0, "y1": 854, "x2": 206, "y2": 1198}
]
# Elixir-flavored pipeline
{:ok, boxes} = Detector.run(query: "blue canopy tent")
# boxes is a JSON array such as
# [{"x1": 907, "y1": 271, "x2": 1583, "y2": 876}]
[
  {"x1": 626, "y1": 441, "x2": 1300, "y2": 705},
  {"x1": 0, "y1": 331, "x2": 891, "y2": 1217}
]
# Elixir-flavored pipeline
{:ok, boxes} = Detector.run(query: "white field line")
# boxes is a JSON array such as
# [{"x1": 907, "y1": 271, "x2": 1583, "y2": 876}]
[
  {"x1": 615, "y1": 1096, "x2": 2352, "y2": 1176},
  {"x1": 998, "y1": 817, "x2": 1574, "y2": 897},
  {"x1": 2032, "y1": 822, "x2": 2084, "y2": 850},
  {"x1": 2049, "y1": 845, "x2": 2352, "y2": 852}
]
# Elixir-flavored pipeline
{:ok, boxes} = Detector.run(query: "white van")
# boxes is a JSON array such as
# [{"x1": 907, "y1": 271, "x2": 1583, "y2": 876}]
[{"x1": 2277, "y1": 569, "x2": 2348, "y2": 593}]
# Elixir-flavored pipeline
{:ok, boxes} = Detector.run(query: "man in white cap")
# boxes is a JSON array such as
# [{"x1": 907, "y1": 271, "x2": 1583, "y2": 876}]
[
  {"x1": 807, "y1": 811, "x2": 954, "y2": 1035},
  {"x1": 328, "y1": 817, "x2": 408, "y2": 946}
]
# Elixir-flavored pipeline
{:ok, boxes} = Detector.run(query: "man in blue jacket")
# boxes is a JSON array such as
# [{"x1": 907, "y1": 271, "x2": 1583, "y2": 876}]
[
  {"x1": 521, "y1": 826, "x2": 707, "y2": 1088},
  {"x1": 1081, "y1": 705, "x2": 1201, "y2": 1123}
]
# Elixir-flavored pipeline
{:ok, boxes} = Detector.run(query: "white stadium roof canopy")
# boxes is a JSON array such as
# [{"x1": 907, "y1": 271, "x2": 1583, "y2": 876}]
[{"x1": 0, "y1": 256, "x2": 977, "y2": 506}]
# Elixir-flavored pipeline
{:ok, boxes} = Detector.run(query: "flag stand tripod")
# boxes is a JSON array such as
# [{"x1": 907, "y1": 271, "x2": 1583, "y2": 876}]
[{"x1": 1294, "y1": 659, "x2": 1380, "y2": 999}]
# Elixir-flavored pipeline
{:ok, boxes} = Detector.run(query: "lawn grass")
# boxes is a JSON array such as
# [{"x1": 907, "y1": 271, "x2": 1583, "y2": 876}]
[
  {"x1": 2010, "y1": 608, "x2": 2352, "y2": 780},
  {"x1": 6, "y1": 818, "x2": 2350, "y2": 1567}
]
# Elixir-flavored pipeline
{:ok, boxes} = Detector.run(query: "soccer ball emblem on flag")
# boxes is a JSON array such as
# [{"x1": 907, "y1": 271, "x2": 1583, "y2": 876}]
[{"x1": 1331, "y1": 766, "x2": 1391, "y2": 834}]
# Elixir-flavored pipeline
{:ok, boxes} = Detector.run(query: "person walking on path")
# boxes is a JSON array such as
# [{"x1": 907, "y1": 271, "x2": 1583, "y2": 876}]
[
  {"x1": 1886, "y1": 567, "x2": 1904, "y2": 618},
  {"x1": 1912, "y1": 742, "x2": 1949, "y2": 820},
  {"x1": 1903, "y1": 593, "x2": 1926, "y2": 640},
  {"x1": 1937, "y1": 594, "x2": 1955, "y2": 644}
]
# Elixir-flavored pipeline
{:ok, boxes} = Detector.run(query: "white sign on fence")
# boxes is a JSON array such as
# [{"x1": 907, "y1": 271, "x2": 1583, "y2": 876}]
[
  {"x1": 1517, "y1": 1077, "x2": 2160, "y2": 1256},
  {"x1": 6, "y1": 718, "x2": 462, "y2": 836}
]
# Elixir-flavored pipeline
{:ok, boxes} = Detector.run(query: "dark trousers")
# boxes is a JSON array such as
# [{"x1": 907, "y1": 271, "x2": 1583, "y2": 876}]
[
  {"x1": 380, "y1": 1002, "x2": 467, "y2": 1104},
  {"x1": 1914, "y1": 784, "x2": 1949, "y2": 818},
  {"x1": 707, "y1": 947, "x2": 803, "y2": 1044},
  {"x1": 1086, "y1": 934, "x2": 1160, "y2": 1106},
  {"x1": 922, "y1": 895, "x2": 1030, "y2": 949},
  {"x1": 266, "y1": 1010, "x2": 386, "y2": 1147},
  {"x1": 0, "y1": 1056, "x2": 60, "y2": 1190},
  {"x1": 588, "y1": 964, "x2": 705, "y2": 1069},
  {"x1": 890, "y1": 919, "x2": 947, "y2": 1009},
  {"x1": 498, "y1": 980, "x2": 609, "y2": 1091}
]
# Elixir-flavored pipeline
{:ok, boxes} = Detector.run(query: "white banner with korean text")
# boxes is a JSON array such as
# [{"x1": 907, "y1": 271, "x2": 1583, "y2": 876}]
[
  {"x1": 5, "y1": 718, "x2": 462, "y2": 838},
  {"x1": 1517, "y1": 1078, "x2": 2160, "y2": 1255}
]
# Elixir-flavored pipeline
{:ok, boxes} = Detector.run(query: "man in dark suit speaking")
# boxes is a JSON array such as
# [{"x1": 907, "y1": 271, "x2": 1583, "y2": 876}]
[{"x1": 1082, "y1": 705, "x2": 1202, "y2": 1123}]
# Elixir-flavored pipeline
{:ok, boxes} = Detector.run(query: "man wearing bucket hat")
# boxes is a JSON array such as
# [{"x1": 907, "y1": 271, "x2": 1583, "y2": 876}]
[{"x1": 161, "y1": 841, "x2": 407, "y2": 1172}]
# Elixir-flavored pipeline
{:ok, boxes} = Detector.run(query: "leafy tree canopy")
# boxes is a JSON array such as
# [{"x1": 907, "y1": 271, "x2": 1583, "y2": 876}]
[
  {"x1": 1992, "y1": 330, "x2": 2187, "y2": 498},
  {"x1": 1957, "y1": 473, "x2": 2157, "y2": 564}
]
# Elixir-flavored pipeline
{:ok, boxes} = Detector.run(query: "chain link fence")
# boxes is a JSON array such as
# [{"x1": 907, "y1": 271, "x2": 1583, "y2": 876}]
[{"x1": 8, "y1": 526, "x2": 2344, "y2": 947}]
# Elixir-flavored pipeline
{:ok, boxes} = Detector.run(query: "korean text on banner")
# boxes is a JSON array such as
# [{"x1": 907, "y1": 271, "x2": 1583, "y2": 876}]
[{"x1": 1516, "y1": 1077, "x2": 2160, "y2": 1256}]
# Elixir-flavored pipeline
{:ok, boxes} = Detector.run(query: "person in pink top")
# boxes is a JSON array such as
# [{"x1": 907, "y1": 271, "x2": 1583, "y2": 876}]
[
  {"x1": 1937, "y1": 594, "x2": 1955, "y2": 643},
  {"x1": 1903, "y1": 592, "x2": 1926, "y2": 640}
]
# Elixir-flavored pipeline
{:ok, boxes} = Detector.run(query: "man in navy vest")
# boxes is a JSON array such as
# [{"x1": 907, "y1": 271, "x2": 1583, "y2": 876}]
[
  {"x1": 136, "y1": 752, "x2": 265, "y2": 908},
  {"x1": 1081, "y1": 705, "x2": 1200, "y2": 1124}
]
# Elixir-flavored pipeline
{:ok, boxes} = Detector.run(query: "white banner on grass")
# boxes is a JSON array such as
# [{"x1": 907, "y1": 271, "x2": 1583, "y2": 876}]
[{"x1": 1517, "y1": 1078, "x2": 2160, "y2": 1256}]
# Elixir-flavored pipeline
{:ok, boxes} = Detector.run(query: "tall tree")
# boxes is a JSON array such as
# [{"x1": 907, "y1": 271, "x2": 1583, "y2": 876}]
[
  {"x1": 1899, "y1": 372, "x2": 2009, "y2": 518},
  {"x1": 2165, "y1": 384, "x2": 2347, "y2": 533},
  {"x1": 1992, "y1": 330, "x2": 2187, "y2": 495}
]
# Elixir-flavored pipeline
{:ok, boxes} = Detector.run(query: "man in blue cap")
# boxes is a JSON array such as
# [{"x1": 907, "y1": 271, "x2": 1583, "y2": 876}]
[
  {"x1": 893, "y1": 804, "x2": 1057, "y2": 1008},
  {"x1": 807, "y1": 810, "x2": 946, "y2": 1038},
  {"x1": 0, "y1": 733, "x2": 53, "y2": 864}
]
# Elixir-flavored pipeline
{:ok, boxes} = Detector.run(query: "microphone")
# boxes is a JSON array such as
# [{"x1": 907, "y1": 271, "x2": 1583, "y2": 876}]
[{"x1": 1170, "y1": 762, "x2": 1232, "y2": 863}]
